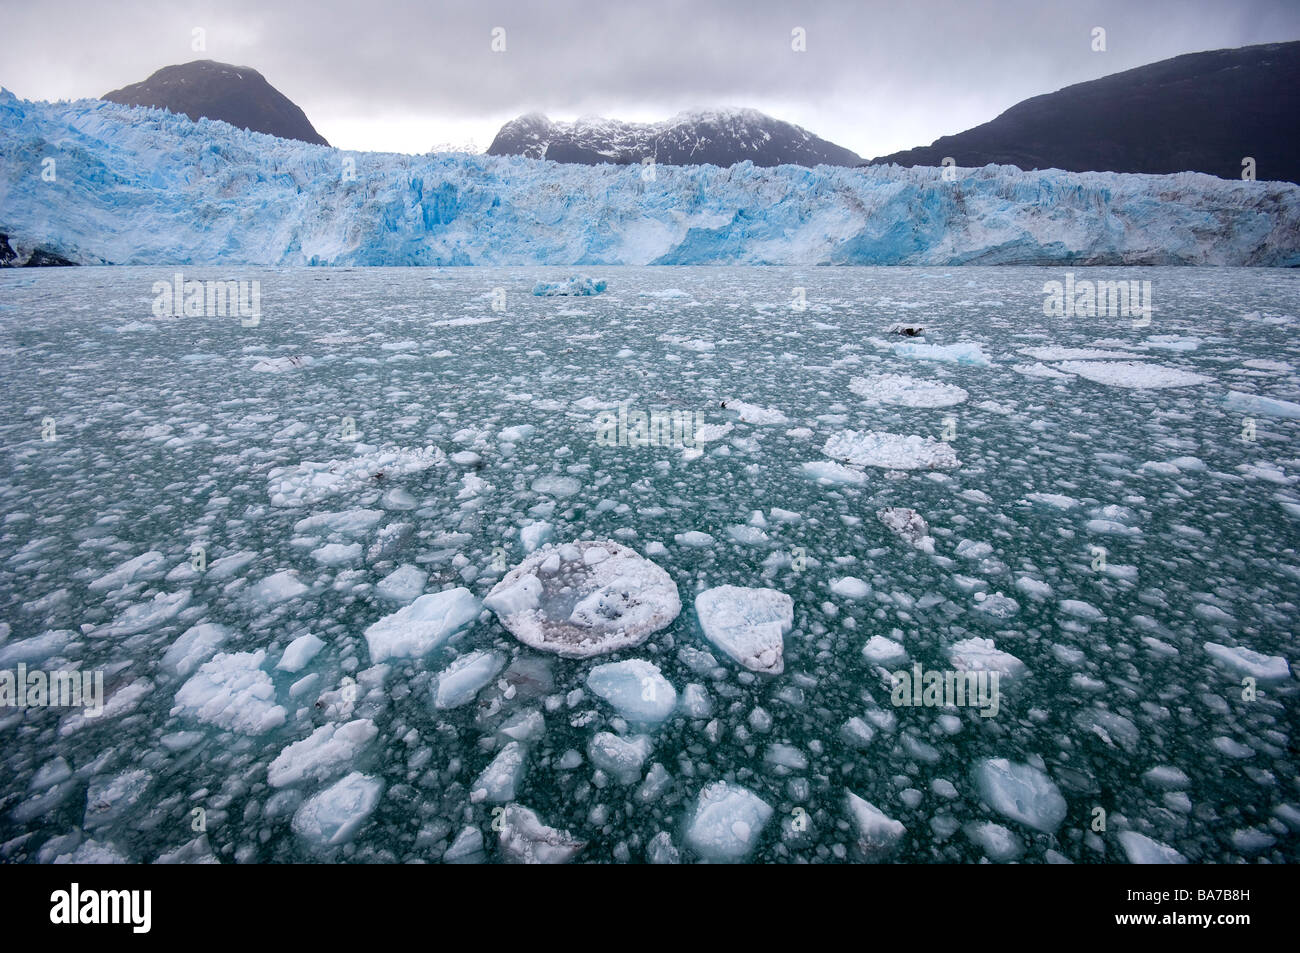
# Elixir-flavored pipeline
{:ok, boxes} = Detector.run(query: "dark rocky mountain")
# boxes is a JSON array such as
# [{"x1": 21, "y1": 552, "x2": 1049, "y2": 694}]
[
  {"x1": 486, "y1": 108, "x2": 861, "y2": 168},
  {"x1": 870, "y1": 42, "x2": 1300, "y2": 183},
  {"x1": 102, "y1": 60, "x2": 329, "y2": 146}
]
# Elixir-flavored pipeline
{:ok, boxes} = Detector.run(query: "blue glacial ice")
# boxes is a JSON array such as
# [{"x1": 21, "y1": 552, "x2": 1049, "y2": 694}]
[{"x1": 1, "y1": 90, "x2": 1298, "y2": 266}]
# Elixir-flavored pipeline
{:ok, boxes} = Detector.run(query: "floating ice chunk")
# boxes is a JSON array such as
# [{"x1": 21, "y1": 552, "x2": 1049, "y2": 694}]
[
  {"x1": 530, "y1": 475, "x2": 581, "y2": 497},
  {"x1": 470, "y1": 742, "x2": 528, "y2": 804},
  {"x1": 498, "y1": 805, "x2": 585, "y2": 864},
  {"x1": 948, "y1": 638, "x2": 1025, "y2": 678},
  {"x1": 172, "y1": 650, "x2": 286, "y2": 734},
  {"x1": 824, "y1": 430, "x2": 959, "y2": 470},
  {"x1": 877, "y1": 507, "x2": 935, "y2": 552},
  {"x1": 267, "y1": 445, "x2": 445, "y2": 508},
  {"x1": 844, "y1": 791, "x2": 906, "y2": 859},
  {"x1": 1117, "y1": 831, "x2": 1187, "y2": 864},
  {"x1": 520, "y1": 521, "x2": 553, "y2": 554},
  {"x1": 311, "y1": 542, "x2": 362, "y2": 566},
  {"x1": 955, "y1": 539, "x2": 993, "y2": 560},
  {"x1": 850, "y1": 374, "x2": 968, "y2": 408},
  {"x1": 155, "y1": 834, "x2": 219, "y2": 864},
  {"x1": 1204, "y1": 642, "x2": 1291, "y2": 681},
  {"x1": 1019, "y1": 347, "x2": 1140, "y2": 361},
  {"x1": 486, "y1": 541, "x2": 680, "y2": 658},
  {"x1": 88, "y1": 551, "x2": 166, "y2": 591},
  {"x1": 1054, "y1": 361, "x2": 1211, "y2": 389},
  {"x1": 106, "y1": 589, "x2": 192, "y2": 635},
  {"x1": 291, "y1": 772, "x2": 383, "y2": 846},
  {"x1": 1023, "y1": 492, "x2": 1078, "y2": 509},
  {"x1": 1015, "y1": 576, "x2": 1053, "y2": 600},
  {"x1": 268, "y1": 719, "x2": 378, "y2": 788},
  {"x1": 84, "y1": 769, "x2": 151, "y2": 830},
  {"x1": 253, "y1": 355, "x2": 313, "y2": 372},
  {"x1": 1143, "y1": 335, "x2": 1201, "y2": 352},
  {"x1": 1012, "y1": 362, "x2": 1075, "y2": 380},
  {"x1": 974, "y1": 758, "x2": 1066, "y2": 833},
  {"x1": 433, "y1": 650, "x2": 506, "y2": 708},
  {"x1": 801, "y1": 461, "x2": 868, "y2": 485},
  {"x1": 588, "y1": 732, "x2": 653, "y2": 783},
  {"x1": 0, "y1": 629, "x2": 73, "y2": 666},
  {"x1": 247, "y1": 570, "x2": 308, "y2": 605},
  {"x1": 532, "y1": 275, "x2": 606, "y2": 296},
  {"x1": 685, "y1": 782, "x2": 773, "y2": 862},
  {"x1": 586, "y1": 659, "x2": 677, "y2": 724},
  {"x1": 363, "y1": 587, "x2": 481, "y2": 663},
  {"x1": 1142, "y1": 766, "x2": 1190, "y2": 790},
  {"x1": 1223, "y1": 390, "x2": 1300, "y2": 419},
  {"x1": 375, "y1": 564, "x2": 427, "y2": 603},
  {"x1": 675, "y1": 531, "x2": 715, "y2": 547},
  {"x1": 444, "y1": 826, "x2": 485, "y2": 863},
  {"x1": 894, "y1": 341, "x2": 991, "y2": 366},
  {"x1": 1060, "y1": 599, "x2": 1106, "y2": 622},
  {"x1": 162, "y1": 623, "x2": 232, "y2": 678},
  {"x1": 694, "y1": 585, "x2": 793, "y2": 675},
  {"x1": 720, "y1": 398, "x2": 788, "y2": 425},
  {"x1": 831, "y1": 577, "x2": 871, "y2": 600},
  {"x1": 277, "y1": 633, "x2": 325, "y2": 673},
  {"x1": 965, "y1": 821, "x2": 1024, "y2": 861},
  {"x1": 862, "y1": 635, "x2": 908, "y2": 666},
  {"x1": 500, "y1": 424, "x2": 536, "y2": 442}
]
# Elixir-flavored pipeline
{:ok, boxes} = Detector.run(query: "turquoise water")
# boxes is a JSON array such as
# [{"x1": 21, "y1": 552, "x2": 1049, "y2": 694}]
[{"x1": 0, "y1": 266, "x2": 1297, "y2": 863}]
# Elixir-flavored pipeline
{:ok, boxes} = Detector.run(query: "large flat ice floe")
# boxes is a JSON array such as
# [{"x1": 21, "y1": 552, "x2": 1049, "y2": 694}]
[
  {"x1": 849, "y1": 374, "x2": 969, "y2": 408},
  {"x1": 485, "y1": 541, "x2": 681, "y2": 658},
  {"x1": 267, "y1": 444, "x2": 445, "y2": 507},
  {"x1": 1053, "y1": 361, "x2": 1212, "y2": 389},
  {"x1": 823, "y1": 430, "x2": 960, "y2": 470},
  {"x1": 363, "y1": 587, "x2": 481, "y2": 663},
  {"x1": 694, "y1": 585, "x2": 794, "y2": 674}
]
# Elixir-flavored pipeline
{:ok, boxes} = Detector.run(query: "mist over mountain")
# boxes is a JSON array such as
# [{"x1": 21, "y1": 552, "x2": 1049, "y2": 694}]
[{"x1": 487, "y1": 109, "x2": 862, "y2": 168}]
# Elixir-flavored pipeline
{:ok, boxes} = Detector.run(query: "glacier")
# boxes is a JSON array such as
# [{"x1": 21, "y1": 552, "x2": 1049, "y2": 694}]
[{"x1": 2, "y1": 90, "x2": 1299, "y2": 267}]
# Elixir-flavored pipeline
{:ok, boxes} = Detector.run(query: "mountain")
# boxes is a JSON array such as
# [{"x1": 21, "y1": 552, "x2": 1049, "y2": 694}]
[
  {"x1": 487, "y1": 109, "x2": 862, "y2": 168},
  {"x1": 870, "y1": 42, "x2": 1300, "y2": 183},
  {"x1": 2, "y1": 92, "x2": 1297, "y2": 267},
  {"x1": 101, "y1": 60, "x2": 329, "y2": 146}
]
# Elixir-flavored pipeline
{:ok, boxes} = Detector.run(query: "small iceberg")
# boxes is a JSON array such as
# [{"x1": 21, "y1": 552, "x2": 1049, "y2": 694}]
[{"x1": 532, "y1": 275, "x2": 607, "y2": 296}]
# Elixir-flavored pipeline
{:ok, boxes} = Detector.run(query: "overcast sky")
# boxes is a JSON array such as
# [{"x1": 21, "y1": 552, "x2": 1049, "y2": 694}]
[{"x1": 2, "y1": 0, "x2": 1298, "y2": 156}]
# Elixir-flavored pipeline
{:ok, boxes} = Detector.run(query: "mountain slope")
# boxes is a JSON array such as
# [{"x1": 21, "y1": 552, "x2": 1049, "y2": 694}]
[
  {"x1": 102, "y1": 60, "x2": 329, "y2": 146},
  {"x1": 487, "y1": 109, "x2": 862, "y2": 168},
  {"x1": 1, "y1": 92, "x2": 1297, "y2": 267},
  {"x1": 871, "y1": 42, "x2": 1300, "y2": 183}
]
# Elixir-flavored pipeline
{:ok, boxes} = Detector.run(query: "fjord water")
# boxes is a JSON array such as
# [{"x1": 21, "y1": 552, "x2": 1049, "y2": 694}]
[{"x1": 0, "y1": 265, "x2": 1296, "y2": 863}]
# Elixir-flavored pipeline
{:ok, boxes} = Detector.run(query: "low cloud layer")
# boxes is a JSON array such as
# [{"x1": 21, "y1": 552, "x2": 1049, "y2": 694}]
[{"x1": 3, "y1": 0, "x2": 1297, "y2": 155}]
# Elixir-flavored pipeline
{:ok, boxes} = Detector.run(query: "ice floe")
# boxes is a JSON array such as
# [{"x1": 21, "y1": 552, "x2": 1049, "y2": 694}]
[
  {"x1": 850, "y1": 374, "x2": 968, "y2": 408},
  {"x1": 363, "y1": 588, "x2": 481, "y2": 663},
  {"x1": 485, "y1": 541, "x2": 680, "y2": 658},
  {"x1": 693, "y1": 585, "x2": 793, "y2": 674},
  {"x1": 823, "y1": 430, "x2": 959, "y2": 470}
]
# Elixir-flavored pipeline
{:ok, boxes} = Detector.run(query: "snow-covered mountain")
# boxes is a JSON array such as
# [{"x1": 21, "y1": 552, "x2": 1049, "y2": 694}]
[
  {"x1": 487, "y1": 109, "x2": 862, "y2": 168},
  {"x1": 2, "y1": 92, "x2": 1298, "y2": 267},
  {"x1": 102, "y1": 60, "x2": 329, "y2": 147}
]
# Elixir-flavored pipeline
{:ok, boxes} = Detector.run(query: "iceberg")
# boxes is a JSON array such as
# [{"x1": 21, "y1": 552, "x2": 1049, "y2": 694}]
[
  {"x1": 684, "y1": 782, "x2": 773, "y2": 862},
  {"x1": 291, "y1": 772, "x2": 383, "y2": 846},
  {"x1": 362, "y1": 587, "x2": 481, "y2": 663}
]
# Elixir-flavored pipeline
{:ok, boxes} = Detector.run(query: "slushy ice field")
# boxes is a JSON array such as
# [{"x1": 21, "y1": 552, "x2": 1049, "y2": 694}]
[{"x1": 0, "y1": 265, "x2": 1297, "y2": 864}]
